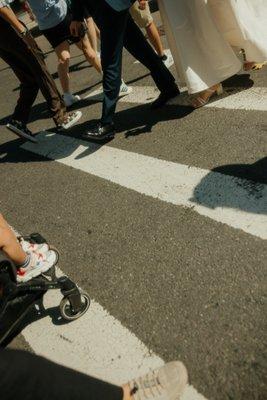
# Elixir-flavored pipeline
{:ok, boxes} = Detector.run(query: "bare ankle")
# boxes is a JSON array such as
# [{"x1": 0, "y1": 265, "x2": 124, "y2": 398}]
[{"x1": 122, "y1": 384, "x2": 132, "y2": 400}]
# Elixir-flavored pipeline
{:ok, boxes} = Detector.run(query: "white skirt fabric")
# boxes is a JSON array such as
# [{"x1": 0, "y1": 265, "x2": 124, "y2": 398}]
[
  {"x1": 209, "y1": 0, "x2": 267, "y2": 63},
  {"x1": 158, "y1": 0, "x2": 241, "y2": 94}
]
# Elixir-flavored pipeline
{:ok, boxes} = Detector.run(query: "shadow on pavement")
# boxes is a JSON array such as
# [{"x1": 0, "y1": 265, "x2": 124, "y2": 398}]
[
  {"x1": 190, "y1": 157, "x2": 267, "y2": 215},
  {"x1": 115, "y1": 103, "x2": 193, "y2": 137},
  {"x1": 1, "y1": 299, "x2": 70, "y2": 347}
]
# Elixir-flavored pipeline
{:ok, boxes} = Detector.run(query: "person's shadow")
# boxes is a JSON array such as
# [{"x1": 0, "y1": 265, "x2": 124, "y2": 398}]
[
  {"x1": 190, "y1": 157, "x2": 267, "y2": 215},
  {"x1": 0, "y1": 294, "x2": 71, "y2": 347},
  {"x1": 0, "y1": 97, "x2": 193, "y2": 165}
]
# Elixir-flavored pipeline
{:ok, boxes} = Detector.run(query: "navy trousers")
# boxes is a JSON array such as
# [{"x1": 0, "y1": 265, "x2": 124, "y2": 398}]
[{"x1": 91, "y1": 0, "x2": 177, "y2": 125}]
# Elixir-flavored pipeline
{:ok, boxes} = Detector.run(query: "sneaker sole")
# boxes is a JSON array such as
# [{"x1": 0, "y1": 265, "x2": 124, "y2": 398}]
[
  {"x1": 60, "y1": 111, "x2": 82, "y2": 130},
  {"x1": 6, "y1": 124, "x2": 38, "y2": 143},
  {"x1": 17, "y1": 250, "x2": 59, "y2": 283}
]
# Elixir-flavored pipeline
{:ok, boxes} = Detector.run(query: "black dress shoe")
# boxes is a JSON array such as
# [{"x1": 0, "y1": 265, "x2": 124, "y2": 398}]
[
  {"x1": 151, "y1": 86, "x2": 180, "y2": 109},
  {"x1": 82, "y1": 123, "x2": 115, "y2": 142}
]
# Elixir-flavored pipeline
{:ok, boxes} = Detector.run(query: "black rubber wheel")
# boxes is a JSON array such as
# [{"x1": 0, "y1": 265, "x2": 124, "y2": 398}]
[{"x1": 59, "y1": 291, "x2": 90, "y2": 321}]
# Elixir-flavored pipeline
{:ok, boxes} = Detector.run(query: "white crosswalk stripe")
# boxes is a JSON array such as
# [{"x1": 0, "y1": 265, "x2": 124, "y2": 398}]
[
  {"x1": 84, "y1": 85, "x2": 267, "y2": 111},
  {"x1": 22, "y1": 134, "x2": 267, "y2": 239}
]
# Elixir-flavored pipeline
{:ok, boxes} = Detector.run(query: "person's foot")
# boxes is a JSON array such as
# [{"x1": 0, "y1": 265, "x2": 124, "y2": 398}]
[
  {"x1": 243, "y1": 61, "x2": 267, "y2": 71},
  {"x1": 57, "y1": 111, "x2": 82, "y2": 130},
  {"x1": 151, "y1": 86, "x2": 180, "y2": 109},
  {"x1": 160, "y1": 53, "x2": 174, "y2": 69},
  {"x1": 191, "y1": 83, "x2": 223, "y2": 109},
  {"x1": 82, "y1": 123, "x2": 115, "y2": 142},
  {"x1": 127, "y1": 361, "x2": 188, "y2": 400},
  {"x1": 6, "y1": 119, "x2": 38, "y2": 143},
  {"x1": 63, "y1": 93, "x2": 81, "y2": 107},
  {"x1": 119, "y1": 80, "x2": 133, "y2": 97},
  {"x1": 16, "y1": 249, "x2": 58, "y2": 283},
  {"x1": 19, "y1": 238, "x2": 49, "y2": 254}
]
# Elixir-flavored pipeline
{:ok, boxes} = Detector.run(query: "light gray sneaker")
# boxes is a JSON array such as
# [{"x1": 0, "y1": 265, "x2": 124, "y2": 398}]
[
  {"x1": 119, "y1": 80, "x2": 133, "y2": 97},
  {"x1": 129, "y1": 362, "x2": 188, "y2": 400},
  {"x1": 63, "y1": 93, "x2": 81, "y2": 107}
]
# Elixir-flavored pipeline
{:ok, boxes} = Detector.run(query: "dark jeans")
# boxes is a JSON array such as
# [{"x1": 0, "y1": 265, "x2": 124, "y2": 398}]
[
  {"x1": 0, "y1": 349, "x2": 123, "y2": 400},
  {"x1": 0, "y1": 19, "x2": 66, "y2": 126},
  {"x1": 90, "y1": 0, "x2": 177, "y2": 125}
]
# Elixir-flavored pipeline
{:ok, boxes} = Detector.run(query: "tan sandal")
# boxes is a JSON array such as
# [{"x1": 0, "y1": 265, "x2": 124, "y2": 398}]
[
  {"x1": 244, "y1": 61, "x2": 267, "y2": 71},
  {"x1": 191, "y1": 83, "x2": 223, "y2": 109}
]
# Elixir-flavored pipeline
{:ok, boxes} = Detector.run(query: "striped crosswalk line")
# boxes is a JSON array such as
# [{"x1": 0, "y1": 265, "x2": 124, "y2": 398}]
[
  {"x1": 22, "y1": 134, "x2": 267, "y2": 239},
  {"x1": 84, "y1": 85, "x2": 267, "y2": 111}
]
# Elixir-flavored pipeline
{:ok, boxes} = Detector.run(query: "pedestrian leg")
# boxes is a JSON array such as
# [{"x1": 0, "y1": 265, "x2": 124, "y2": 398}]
[
  {"x1": 0, "y1": 48, "x2": 39, "y2": 125},
  {"x1": 123, "y1": 15, "x2": 176, "y2": 93},
  {"x1": 94, "y1": 3, "x2": 128, "y2": 125}
]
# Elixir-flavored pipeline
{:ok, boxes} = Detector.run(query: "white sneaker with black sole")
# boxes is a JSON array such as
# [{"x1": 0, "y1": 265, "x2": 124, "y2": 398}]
[
  {"x1": 63, "y1": 93, "x2": 81, "y2": 107},
  {"x1": 57, "y1": 111, "x2": 82, "y2": 130},
  {"x1": 6, "y1": 120, "x2": 38, "y2": 143}
]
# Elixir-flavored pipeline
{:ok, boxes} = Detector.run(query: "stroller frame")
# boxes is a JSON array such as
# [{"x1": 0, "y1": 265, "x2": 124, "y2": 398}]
[{"x1": 0, "y1": 233, "x2": 90, "y2": 346}]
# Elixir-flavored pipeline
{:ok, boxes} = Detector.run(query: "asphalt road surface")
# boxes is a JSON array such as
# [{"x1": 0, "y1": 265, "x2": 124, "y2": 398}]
[{"x1": 0, "y1": 13, "x2": 266, "y2": 400}]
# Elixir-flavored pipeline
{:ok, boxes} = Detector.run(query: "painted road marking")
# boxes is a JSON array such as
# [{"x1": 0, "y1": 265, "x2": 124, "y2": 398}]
[
  {"x1": 22, "y1": 267, "x2": 207, "y2": 400},
  {"x1": 22, "y1": 134, "x2": 267, "y2": 239},
  {"x1": 84, "y1": 85, "x2": 267, "y2": 111}
]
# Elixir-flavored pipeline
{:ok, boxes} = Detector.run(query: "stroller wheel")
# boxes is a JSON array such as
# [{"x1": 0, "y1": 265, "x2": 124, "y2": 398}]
[{"x1": 59, "y1": 291, "x2": 90, "y2": 321}]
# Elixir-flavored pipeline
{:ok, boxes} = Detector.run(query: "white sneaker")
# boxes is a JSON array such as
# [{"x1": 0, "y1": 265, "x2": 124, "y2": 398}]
[
  {"x1": 17, "y1": 250, "x2": 58, "y2": 283},
  {"x1": 119, "y1": 80, "x2": 133, "y2": 97},
  {"x1": 58, "y1": 111, "x2": 82, "y2": 130},
  {"x1": 129, "y1": 361, "x2": 188, "y2": 400},
  {"x1": 19, "y1": 238, "x2": 49, "y2": 254},
  {"x1": 63, "y1": 93, "x2": 81, "y2": 107}
]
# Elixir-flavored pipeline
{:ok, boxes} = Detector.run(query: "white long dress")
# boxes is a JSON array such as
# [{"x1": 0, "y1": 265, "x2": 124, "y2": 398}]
[
  {"x1": 157, "y1": 0, "x2": 267, "y2": 94},
  {"x1": 209, "y1": 0, "x2": 267, "y2": 63}
]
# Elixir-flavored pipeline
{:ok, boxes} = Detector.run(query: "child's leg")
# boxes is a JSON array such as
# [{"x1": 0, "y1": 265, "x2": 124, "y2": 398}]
[{"x1": 0, "y1": 214, "x2": 27, "y2": 266}]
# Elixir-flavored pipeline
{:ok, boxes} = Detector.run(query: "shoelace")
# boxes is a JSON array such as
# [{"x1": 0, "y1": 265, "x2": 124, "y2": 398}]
[
  {"x1": 63, "y1": 112, "x2": 78, "y2": 125},
  {"x1": 133, "y1": 370, "x2": 163, "y2": 399}
]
